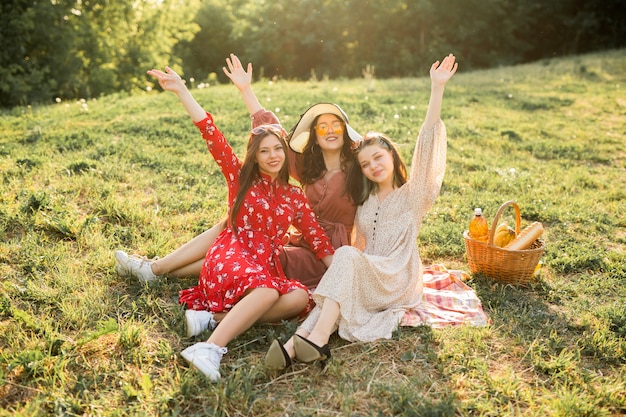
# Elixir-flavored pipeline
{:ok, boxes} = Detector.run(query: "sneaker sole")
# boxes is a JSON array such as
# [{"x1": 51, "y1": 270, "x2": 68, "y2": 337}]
[
  {"x1": 185, "y1": 310, "x2": 203, "y2": 338},
  {"x1": 180, "y1": 347, "x2": 221, "y2": 381},
  {"x1": 114, "y1": 250, "x2": 157, "y2": 283}
]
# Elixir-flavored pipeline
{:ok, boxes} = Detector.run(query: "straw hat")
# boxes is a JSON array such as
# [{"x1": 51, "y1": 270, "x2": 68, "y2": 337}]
[{"x1": 288, "y1": 103, "x2": 361, "y2": 153}]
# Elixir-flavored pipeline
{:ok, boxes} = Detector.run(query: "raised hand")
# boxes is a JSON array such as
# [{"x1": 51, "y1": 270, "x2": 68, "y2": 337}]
[
  {"x1": 223, "y1": 53, "x2": 253, "y2": 91},
  {"x1": 429, "y1": 54, "x2": 458, "y2": 87},
  {"x1": 147, "y1": 66, "x2": 205, "y2": 122},
  {"x1": 222, "y1": 53, "x2": 263, "y2": 116},
  {"x1": 423, "y1": 54, "x2": 458, "y2": 128},
  {"x1": 146, "y1": 66, "x2": 187, "y2": 94}
]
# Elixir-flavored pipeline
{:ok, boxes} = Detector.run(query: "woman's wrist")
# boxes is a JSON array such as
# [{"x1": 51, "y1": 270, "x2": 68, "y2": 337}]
[{"x1": 431, "y1": 83, "x2": 446, "y2": 93}]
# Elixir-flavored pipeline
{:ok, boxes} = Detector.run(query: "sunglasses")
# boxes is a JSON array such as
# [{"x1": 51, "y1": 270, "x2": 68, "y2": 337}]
[
  {"x1": 251, "y1": 124, "x2": 287, "y2": 138},
  {"x1": 314, "y1": 121, "x2": 344, "y2": 136}
]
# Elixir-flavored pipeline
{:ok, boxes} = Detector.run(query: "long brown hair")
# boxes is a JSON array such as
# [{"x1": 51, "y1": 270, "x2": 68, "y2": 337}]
[
  {"x1": 229, "y1": 126, "x2": 290, "y2": 233},
  {"x1": 297, "y1": 115, "x2": 354, "y2": 185},
  {"x1": 346, "y1": 133, "x2": 407, "y2": 205}
]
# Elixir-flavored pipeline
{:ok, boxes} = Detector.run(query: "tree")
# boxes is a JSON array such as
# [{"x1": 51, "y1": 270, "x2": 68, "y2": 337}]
[
  {"x1": 69, "y1": 0, "x2": 201, "y2": 98},
  {"x1": 0, "y1": 0, "x2": 201, "y2": 106},
  {"x1": 1, "y1": 0, "x2": 624, "y2": 107},
  {"x1": 0, "y1": 0, "x2": 77, "y2": 106},
  {"x1": 175, "y1": 0, "x2": 243, "y2": 83}
]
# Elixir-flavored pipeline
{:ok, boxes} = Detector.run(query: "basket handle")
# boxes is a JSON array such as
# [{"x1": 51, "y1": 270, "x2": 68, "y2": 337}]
[{"x1": 487, "y1": 200, "x2": 521, "y2": 245}]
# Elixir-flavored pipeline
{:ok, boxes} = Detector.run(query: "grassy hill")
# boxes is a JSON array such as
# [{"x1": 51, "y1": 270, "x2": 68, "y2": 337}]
[{"x1": 0, "y1": 49, "x2": 624, "y2": 416}]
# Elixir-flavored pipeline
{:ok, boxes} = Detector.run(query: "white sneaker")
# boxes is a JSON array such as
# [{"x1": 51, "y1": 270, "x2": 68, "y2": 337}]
[
  {"x1": 181, "y1": 342, "x2": 227, "y2": 381},
  {"x1": 114, "y1": 250, "x2": 159, "y2": 283},
  {"x1": 185, "y1": 310, "x2": 218, "y2": 337},
  {"x1": 115, "y1": 261, "x2": 128, "y2": 277}
]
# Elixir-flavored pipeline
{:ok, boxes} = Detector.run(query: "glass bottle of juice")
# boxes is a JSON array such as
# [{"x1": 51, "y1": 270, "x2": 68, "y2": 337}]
[{"x1": 469, "y1": 208, "x2": 489, "y2": 242}]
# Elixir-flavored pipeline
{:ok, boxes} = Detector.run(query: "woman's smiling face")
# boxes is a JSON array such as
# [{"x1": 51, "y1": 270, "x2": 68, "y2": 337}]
[
  {"x1": 314, "y1": 113, "x2": 345, "y2": 152},
  {"x1": 357, "y1": 143, "x2": 395, "y2": 187},
  {"x1": 255, "y1": 133, "x2": 285, "y2": 179}
]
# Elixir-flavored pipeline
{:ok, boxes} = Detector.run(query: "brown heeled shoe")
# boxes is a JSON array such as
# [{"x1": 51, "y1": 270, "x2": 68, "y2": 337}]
[
  {"x1": 293, "y1": 334, "x2": 331, "y2": 363},
  {"x1": 264, "y1": 339, "x2": 292, "y2": 370}
]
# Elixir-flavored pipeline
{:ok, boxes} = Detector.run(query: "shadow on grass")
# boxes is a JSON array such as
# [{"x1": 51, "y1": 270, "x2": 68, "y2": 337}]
[
  {"x1": 470, "y1": 273, "x2": 581, "y2": 342},
  {"x1": 469, "y1": 272, "x2": 626, "y2": 367}
]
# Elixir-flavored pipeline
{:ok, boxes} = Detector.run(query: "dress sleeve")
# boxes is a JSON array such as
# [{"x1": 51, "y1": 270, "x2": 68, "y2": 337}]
[
  {"x1": 290, "y1": 187, "x2": 335, "y2": 259},
  {"x1": 194, "y1": 112, "x2": 241, "y2": 208},
  {"x1": 408, "y1": 120, "x2": 447, "y2": 220},
  {"x1": 250, "y1": 108, "x2": 280, "y2": 127}
]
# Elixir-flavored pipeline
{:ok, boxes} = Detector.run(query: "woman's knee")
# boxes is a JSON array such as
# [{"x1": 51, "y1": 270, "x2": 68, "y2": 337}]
[
  {"x1": 289, "y1": 288, "x2": 309, "y2": 304},
  {"x1": 244, "y1": 286, "x2": 280, "y2": 303}
]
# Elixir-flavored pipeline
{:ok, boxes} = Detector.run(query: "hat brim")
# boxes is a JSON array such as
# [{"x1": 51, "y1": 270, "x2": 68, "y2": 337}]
[{"x1": 288, "y1": 103, "x2": 361, "y2": 153}]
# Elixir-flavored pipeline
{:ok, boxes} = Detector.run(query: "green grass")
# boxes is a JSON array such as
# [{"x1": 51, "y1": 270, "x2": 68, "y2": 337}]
[{"x1": 1, "y1": 49, "x2": 625, "y2": 416}]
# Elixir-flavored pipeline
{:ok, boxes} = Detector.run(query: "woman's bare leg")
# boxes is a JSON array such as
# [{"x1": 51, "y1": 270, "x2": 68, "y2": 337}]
[
  {"x1": 300, "y1": 299, "x2": 339, "y2": 347},
  {"x1": 206, "y1": 288, "x2": 309, "y2": 349},
  {"x1": 152, "y1": 219, "x2": 226, "y2": 277},
  {"x1": 257, "y1": 289, "x2": 309, "y2": 323},
  {"x1": 207, "y1": 288, "x2": 280, "y2": 347},
  {"x1": 210, "y1": 289, "x2": 308, "y2": 325}
]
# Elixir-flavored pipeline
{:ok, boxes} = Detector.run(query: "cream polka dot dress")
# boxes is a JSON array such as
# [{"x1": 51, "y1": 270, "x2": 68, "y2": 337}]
[{"x1": 300, "y1": 120, "x2": 447, "y2": 342}]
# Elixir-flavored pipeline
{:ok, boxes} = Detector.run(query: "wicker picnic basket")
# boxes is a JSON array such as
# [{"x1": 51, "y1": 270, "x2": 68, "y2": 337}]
[{"x1": 463, "y1": 200, "x2": 545, "y2": 285}]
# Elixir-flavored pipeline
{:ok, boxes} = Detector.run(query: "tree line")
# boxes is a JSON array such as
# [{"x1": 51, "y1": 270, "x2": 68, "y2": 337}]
[{"x1": 1, "y1": 0, "x2": 624, "y2": 108}]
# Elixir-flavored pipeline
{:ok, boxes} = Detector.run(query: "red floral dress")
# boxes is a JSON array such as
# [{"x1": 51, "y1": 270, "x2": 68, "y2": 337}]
[{"x1": 179, "y1": 113, "x2": 334, "y2": 315}]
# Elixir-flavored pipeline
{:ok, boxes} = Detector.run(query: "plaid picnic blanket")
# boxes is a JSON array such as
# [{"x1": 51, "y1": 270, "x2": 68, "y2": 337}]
[{"x1": 401, "y1": 264, "x2": 490, "y2": 328}]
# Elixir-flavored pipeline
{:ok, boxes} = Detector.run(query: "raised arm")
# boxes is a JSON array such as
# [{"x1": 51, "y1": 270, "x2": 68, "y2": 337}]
[
  {"x1": 222, "y1": 53, "x2": 263, "y2": 116},
  {"x1": 223, "y1": 53, "x2": 282, "y2": 129},
  {"x1": 147, "y1": 66, "x2": 206, "y2": 123},
  {"x1": 423, "y1": 54, "x2": 458, "y2": 129},
  {"x1": 148, "y1": 65, "x2": 241, "y2": 202},
  {"x1": 407, "y1": 54, "x2": 458, "y2": 215}
]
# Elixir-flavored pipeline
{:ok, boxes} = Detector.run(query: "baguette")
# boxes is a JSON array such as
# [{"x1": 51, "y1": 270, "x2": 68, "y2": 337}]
[{"x1": 504, "y1": 221, "x2": 544, "y2": 251}]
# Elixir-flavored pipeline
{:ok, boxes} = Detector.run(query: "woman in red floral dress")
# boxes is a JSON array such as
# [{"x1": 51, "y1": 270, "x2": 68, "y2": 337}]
[
  {"x1": 146, "y1": 65, "x2": 334, "y2": 382},
  {"x1": 116, "y1": 55, "x2": 358, "y2": 289}
]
